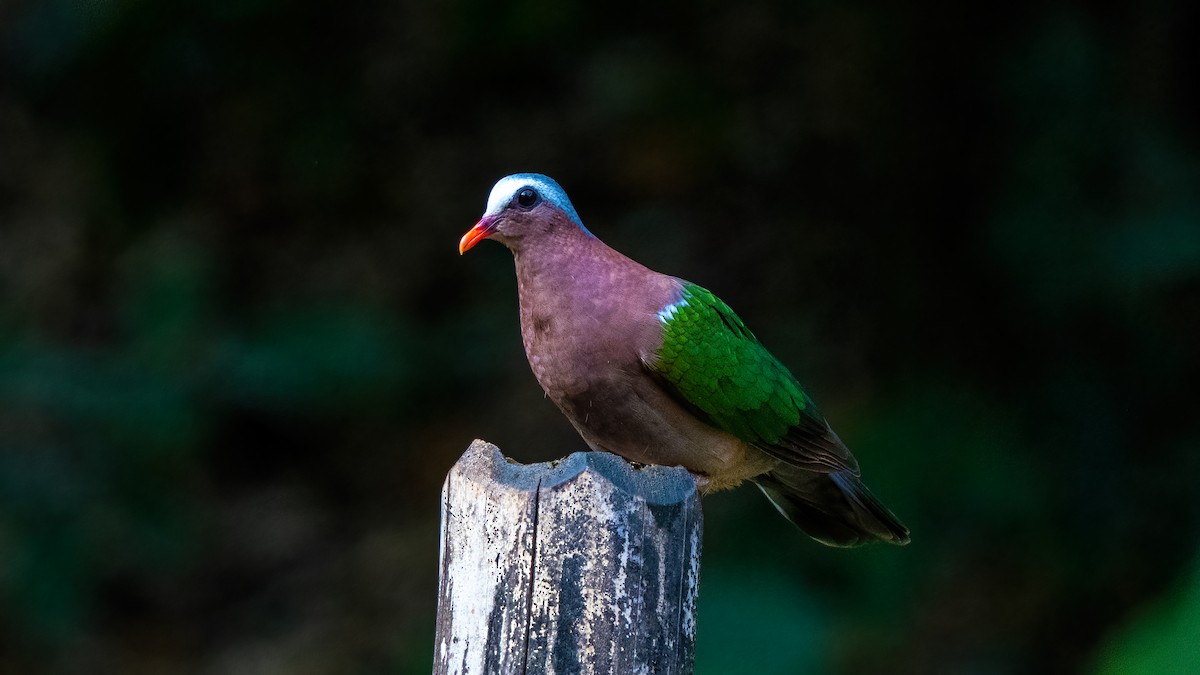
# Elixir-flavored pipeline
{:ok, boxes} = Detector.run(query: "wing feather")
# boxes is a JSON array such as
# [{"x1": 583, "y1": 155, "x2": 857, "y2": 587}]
[{"x1": 642, "y1": 282, "x2": 859, "y2": 475}]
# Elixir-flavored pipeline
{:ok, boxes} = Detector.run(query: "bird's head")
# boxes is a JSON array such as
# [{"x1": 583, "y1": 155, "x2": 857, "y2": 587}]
[{"x1": 459, "y1": 173, "x2": 591, "y2": 254}]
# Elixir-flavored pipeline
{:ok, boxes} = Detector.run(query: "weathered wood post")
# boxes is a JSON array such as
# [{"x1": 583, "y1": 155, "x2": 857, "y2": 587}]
[{"x1": 434, "y1": 439, "x2": 702, "y2": 675}]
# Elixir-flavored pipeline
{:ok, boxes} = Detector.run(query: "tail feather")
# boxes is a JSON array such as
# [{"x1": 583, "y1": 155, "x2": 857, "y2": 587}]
[{"x1": 755, "y1": 468, "x2": 910, "y2": 547}]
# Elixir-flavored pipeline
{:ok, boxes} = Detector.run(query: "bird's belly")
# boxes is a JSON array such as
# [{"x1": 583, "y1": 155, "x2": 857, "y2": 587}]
[
  {"x1": 521, "y1": 305, "x2": 774, "y2": 490},
  {"x1": 548, "y1": 373, "x2": 776, "y2": 492}
]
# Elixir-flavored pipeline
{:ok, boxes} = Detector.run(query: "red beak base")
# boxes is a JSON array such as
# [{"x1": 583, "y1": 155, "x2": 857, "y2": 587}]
[{"x1": 459, "y1": 217, "x2": 498, "y2": 254}]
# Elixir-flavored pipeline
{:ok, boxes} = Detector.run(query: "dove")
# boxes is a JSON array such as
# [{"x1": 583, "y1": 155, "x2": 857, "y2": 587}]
[{"x1": 460, "y1": 173, "x2": 908, "y2": 546}]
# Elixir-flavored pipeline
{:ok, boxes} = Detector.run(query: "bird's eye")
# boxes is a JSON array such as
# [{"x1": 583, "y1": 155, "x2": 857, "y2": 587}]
[{"x1": 516, "y1": 188, "x2": 539, "y2": 208}]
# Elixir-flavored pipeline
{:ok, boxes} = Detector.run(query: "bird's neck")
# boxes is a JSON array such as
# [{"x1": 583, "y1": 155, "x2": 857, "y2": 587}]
[
  {"x1": 510, "y1": 223, "x2": 633, "y2": 341},
  {"x1": 512, "y1": 223, "x2": 611, "y2": 294}
]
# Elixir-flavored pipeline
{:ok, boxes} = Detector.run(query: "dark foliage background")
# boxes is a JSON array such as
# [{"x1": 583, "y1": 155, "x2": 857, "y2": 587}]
[{"x1": 2, "y1": 1, "x2": 1198, "y2": 673}]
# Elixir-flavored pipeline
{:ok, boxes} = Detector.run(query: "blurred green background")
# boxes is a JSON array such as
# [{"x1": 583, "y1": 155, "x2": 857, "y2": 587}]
[{"x1": 2, "y1": 1, "x2": 1199, "y2": 673}]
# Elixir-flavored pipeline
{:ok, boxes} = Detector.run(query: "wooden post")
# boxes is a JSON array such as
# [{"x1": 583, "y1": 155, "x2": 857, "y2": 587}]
[{"x1": 434, "y1": 439, "x2": 702, "y2": 675}]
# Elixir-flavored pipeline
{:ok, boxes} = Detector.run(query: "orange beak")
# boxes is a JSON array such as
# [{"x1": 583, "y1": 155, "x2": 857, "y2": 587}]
[{"x1": 459, "y1": 216, "x2": 498, "y2": 254}]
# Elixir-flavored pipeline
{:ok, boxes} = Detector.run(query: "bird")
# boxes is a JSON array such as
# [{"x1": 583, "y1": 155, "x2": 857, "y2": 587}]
[{"x1": 459, "y1": 173, "x2": 909, "y2": 547}]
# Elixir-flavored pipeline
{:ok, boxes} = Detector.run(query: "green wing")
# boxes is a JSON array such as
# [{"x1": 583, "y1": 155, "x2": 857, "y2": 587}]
[{"x1": 645, "y1": 282, "x2": 859, "y2": 475}]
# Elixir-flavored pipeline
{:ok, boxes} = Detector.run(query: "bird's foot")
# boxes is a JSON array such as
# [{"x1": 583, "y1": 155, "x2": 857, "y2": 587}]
[{"x1": 690, "y1": 472, "x2": 712, "y2": 493}]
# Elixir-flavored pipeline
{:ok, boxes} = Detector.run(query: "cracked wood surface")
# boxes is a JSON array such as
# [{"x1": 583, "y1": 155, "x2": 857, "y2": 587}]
[{"x1": 434, "y1": 440, "x2": 702, "y2": 675}]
